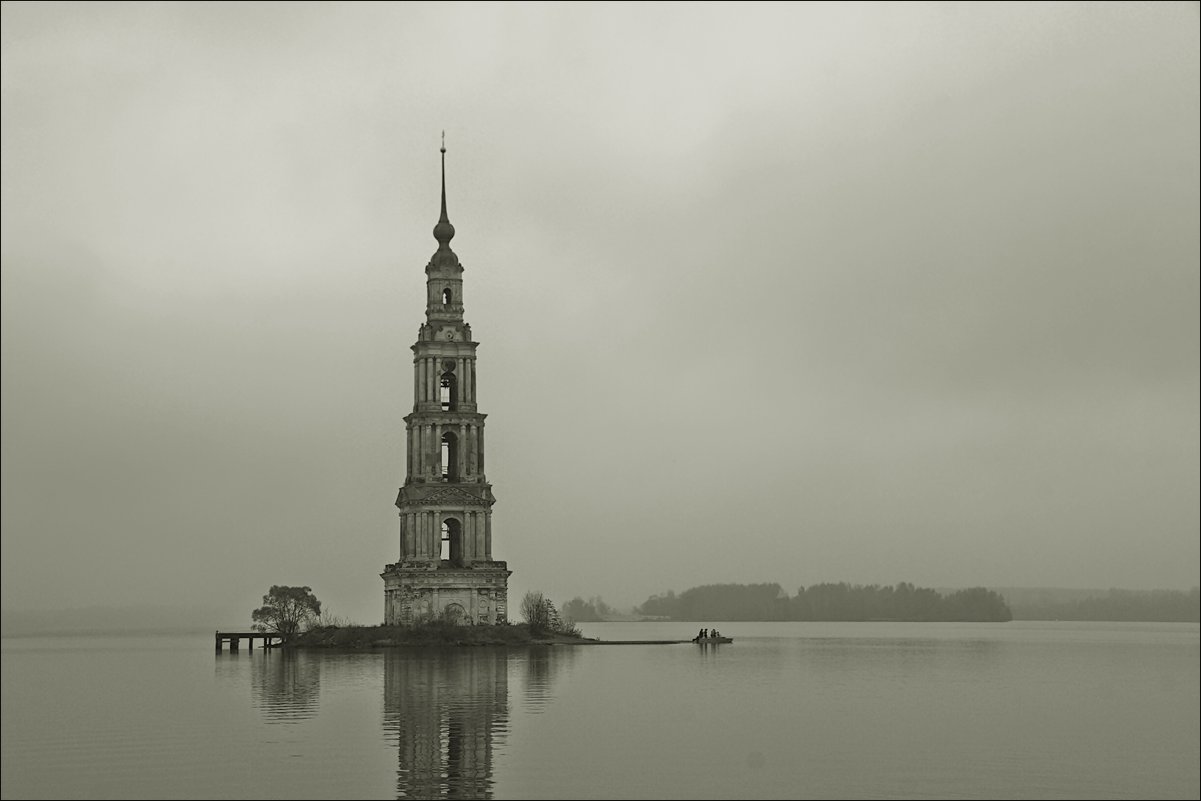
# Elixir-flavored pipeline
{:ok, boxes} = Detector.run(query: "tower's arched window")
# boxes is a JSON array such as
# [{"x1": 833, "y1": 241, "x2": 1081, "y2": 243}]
[
  {"x1": 440, "y1": 431, "x2": 458, "y2": 482},
  {"x1": 442, "y1": 288, "x2": 452, "y2": 306},
  {"x1": 440, "y1": 372, "x2": 457, "y2": 411},
  {"x1": 441, "y1": 517, "x2": 463, "y2": 566}
]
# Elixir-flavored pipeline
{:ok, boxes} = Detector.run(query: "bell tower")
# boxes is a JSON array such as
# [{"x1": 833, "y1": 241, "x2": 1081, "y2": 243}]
[{"x1": 382, "y1": 140, "x2": 511, "y2": 625}]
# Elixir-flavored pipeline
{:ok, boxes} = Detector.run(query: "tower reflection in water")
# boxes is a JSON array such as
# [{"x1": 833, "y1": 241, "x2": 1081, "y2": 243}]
[
  {"x1": 241, "y1": 644, "x2": 576, "y2": 798},
  {"x1": 383, "y1": 648, "x2": 509, "y2": 800}
]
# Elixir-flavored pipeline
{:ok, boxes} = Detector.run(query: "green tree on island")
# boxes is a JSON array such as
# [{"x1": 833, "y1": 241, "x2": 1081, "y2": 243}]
[{"x1": 251, "y1": 585, "x2": 322, "y2": 640}]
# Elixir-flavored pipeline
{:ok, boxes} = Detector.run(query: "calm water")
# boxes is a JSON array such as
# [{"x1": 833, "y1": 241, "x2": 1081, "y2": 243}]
[{"x1": 1, "y1": 621, "x2": 1197, "y2": 800}]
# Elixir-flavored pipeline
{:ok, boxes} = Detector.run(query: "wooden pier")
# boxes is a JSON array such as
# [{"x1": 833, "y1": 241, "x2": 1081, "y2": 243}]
[{"x1": 214, "y1": 631, "x2": 283, "y2": 653}]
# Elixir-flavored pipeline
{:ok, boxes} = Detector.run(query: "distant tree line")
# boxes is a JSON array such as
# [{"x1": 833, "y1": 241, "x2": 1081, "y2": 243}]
[
  {"x1": 1008, "y1": 587, "x2": 1199, "y2": 622},
  {"x1": 634, "y1": 582, "x2": 1013, "y2": 622},
  {"x1": 560, "y1": 596, "x2": 615, "y2": 622}
]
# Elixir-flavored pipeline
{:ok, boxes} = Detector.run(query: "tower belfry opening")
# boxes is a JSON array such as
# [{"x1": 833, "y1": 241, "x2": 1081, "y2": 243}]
[
  {"x1": 440, "y1": 369, "x2": 456, "y2": 411},
  {"x1": 381, "y1": 141, "x2": 511, "y2": 626}
]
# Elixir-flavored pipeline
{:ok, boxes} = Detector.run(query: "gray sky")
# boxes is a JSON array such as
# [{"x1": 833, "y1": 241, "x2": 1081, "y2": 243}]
[{"x1": 2, "y1": 2, "x2": 1198, "y2": 625}]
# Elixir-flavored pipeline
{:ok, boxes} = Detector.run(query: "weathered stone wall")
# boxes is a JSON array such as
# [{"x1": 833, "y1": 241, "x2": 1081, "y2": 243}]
[{"x1": 382, "y1": 564, "x2": 510, "y2": 626}]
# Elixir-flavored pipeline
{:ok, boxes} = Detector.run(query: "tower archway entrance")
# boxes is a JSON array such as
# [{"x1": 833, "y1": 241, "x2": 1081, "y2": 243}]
[{"x1": 442, "y1": 602, "x2": 467, "y2": 625}]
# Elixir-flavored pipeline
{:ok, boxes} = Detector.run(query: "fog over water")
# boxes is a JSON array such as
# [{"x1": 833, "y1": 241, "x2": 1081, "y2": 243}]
[{"x1": 2, "y1": 3, "x2": 1198, "y2": 627}]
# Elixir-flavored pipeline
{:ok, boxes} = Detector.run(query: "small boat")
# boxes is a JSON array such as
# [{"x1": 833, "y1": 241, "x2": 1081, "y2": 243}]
[{"x1": 693, "y1": 636, "x2": 733, "y2": 644}]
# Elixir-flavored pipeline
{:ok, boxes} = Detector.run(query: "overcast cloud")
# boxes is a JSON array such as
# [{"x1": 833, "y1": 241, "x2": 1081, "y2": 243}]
[{"x1": 2, "y1": 2, "x2": 1197, "y2": 625}]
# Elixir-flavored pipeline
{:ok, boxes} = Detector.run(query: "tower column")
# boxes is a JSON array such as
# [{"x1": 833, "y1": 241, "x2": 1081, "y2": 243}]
[
  {"x1": 427, "y1": 424, "x2": 435, "y2": 477},
  {"x1": 463, "y1": 425, "x2": 470, "y2": 477},
  {"x1": 429, "y1": 423, "x2": 437, "y2": 477},
  {"x1": 463, "y1": 511, "x2": 474, "y2": 561},
  {"x1": 413, "y1": 425, "x2": 420, "y2": 477},
  {"x1": 419, "y1": 424, "x2": 426, "y2": 477},
  {"x1": 458, "y1": 423, "x2": 467, "y2": 479},
  {"x1": 456, "y1": 357, "x2": 465, "y2": 408},
  {"x1": 466, "y1": 425, "x2": 473, "y2": 477},
  {"x1": 418, "y1": 425, "x2": 426, "y2": 477}
]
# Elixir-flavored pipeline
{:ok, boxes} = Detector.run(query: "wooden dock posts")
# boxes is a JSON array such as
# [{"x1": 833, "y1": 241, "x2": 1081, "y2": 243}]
[{"x1": 214, "y1": 631, "x2": 283, "y2": 653}]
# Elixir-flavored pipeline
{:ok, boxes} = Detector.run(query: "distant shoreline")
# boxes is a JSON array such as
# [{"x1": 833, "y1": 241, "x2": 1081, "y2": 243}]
[{"x1": 2, "y1": 585, "x2": 1197, "y2": 637}]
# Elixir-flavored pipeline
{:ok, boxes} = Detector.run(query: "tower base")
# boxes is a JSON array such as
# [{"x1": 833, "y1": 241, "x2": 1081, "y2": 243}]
[{"x1": 382, "y1": 561, "x2": 511, "y2": 625}]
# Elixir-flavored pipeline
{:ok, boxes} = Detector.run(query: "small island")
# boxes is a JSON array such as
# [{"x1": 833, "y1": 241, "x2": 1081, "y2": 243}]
[
  {"x1": 290, "y1": 621, "x2": 599, "y2": 649},
  {"x1": 233, "y1": 587, "x2": 611, "y2": 650}
]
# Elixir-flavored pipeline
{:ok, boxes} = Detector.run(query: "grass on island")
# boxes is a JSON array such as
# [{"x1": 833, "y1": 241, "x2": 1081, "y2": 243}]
[{"x1": 289, "y1": 620, "x2": 600, "y2": 649}]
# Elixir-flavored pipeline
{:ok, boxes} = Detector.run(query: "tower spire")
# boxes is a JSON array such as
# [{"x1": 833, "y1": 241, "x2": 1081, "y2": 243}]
[{"x1": 433, "y1": 131, "x2": 455, "y2": 249}]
